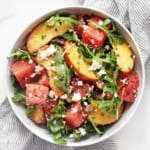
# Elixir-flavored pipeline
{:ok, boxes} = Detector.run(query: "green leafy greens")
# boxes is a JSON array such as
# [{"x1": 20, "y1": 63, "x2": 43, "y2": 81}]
[
  {"x1": 89, "y1": 19, "x2": 124, "y2": 45},
  {"x1": 45, "y1": 13, "x2": 80, "y2": 30},
  {"x1": 25, "y1": 106, "x2": 36, "y2": 118},
  {"x1": 12, "y1": 90, "x2": 25, "y2": 104},
  {"x1": 47, "y1": 100, "x2": 67, "y2": 145},
  {"x1": 62, "y1": 29, "x2": 122, "y2": 118},
  {"x1": 53, "y1": 44, "x2": 72, "y2": 92},
  {"x1": 8, "y1": 49, "x2": 31, "y2": 61}
]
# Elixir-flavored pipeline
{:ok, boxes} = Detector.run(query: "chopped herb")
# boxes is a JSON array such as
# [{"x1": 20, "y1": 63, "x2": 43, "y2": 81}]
[{"x1": 41, "y1": 34, "x2": 47, "y2": 40}]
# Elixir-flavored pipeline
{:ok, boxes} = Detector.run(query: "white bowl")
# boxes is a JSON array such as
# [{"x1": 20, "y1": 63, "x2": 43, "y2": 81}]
[{"x1": 6, "y1": 6, "x2": 145, "y2": 147}]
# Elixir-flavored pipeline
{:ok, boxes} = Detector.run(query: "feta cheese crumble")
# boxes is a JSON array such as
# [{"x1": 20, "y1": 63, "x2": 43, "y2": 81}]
[
  {"x1": 72, "y1": 92, "x2": 81, "y2": 101},
  {"x1": 40, "y1": 44, "x2": 56, "y2": 60},
  {"x1": 77, "y1": 81, "x2": 83, "y2": 86},
  {"x1": 49, "y1": 90, "x2": 58, "y2": 100},
  {"x1": 120, "y1": 78, "x2": 128, "y2": 84},
  {"x1": 35, "y1": 65, "x2": 44, "y2": 74},
  {"x1": 98, "y1": 20, "x2": 103, "y2": 25},
  {"x1": 83, "y1": 25, "x2": 88, "y2": 30},
  {"x1": 97, "y1": 69, "x2": 106, "y2": 76},
  {"x1": 28, "y1": 59, "x2": 33, "y2": 64},
  {"x1": 60, "y1": 94, "x2": 68, "y2": 99},
  {"x1": 114, "y1": 93, "x2": 118, "y2": 98},
  {"x1": 30, "y1": 73, "x2": 36, "y2": 78},
  {"x1": 89, "y1": 60, "x2": 102, "y2": 71},
  {"x1": 78, "y1": 128, "x2": 86, "y2": 136}
]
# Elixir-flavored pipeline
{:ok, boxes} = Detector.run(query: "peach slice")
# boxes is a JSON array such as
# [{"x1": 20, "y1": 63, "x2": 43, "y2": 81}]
[
  {"x1": 26, "y1": 21, "x2": 72, "y2": 53},
  {"x1": 36, "y1": 45, "x2": 64, "y2": 96},
  {"x1": 88, "y1": 103, "x2": 124, "y2": 125},
  {"x1": 63, "y1": 41, "x2": 99, "y2": 81}
]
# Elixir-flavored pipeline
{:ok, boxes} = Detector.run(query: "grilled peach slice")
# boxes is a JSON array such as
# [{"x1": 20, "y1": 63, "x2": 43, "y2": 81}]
[
  {"x1": 63, "y1": 42, "x2": 99, "y2": 81},
  {"x1": 36, "y1": 45, "x2": 64, "y2": 96},
  {"x1": 88, "y1": 103, "x2": 124, "y2": 125},
  {"x1": 113, "y1": 42, "x2": 134, "y2": 73},
  {"x1": 26, "y1": 21, "x2": 72, "y2": 53}
]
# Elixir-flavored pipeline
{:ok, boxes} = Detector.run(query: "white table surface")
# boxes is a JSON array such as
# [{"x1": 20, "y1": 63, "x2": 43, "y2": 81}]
[{"x1": 0, "y1": 0, "x2": 150, "y2": 150}]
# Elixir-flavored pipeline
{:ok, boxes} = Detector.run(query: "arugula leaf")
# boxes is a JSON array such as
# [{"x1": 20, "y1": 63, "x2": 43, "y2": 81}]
[
  {"x1": 25, "y1": 106, "x2": 36, "y2": 118},
  {"x1": 51, "y1": 100, "x2": 66, "y2": 117},
  {"x1": 12, "y1": 90, "x2": 25, "y2": 104},
  {"x1": 102, "y1": 18, "x2": 112, "y2": 26},
  {"x1": 62, "y1": 32, "x2": 80, "y2": 43},
  {"x1": 47, "y1": 100, "x2": 67, "y2": 145},
  {"x1": 8, "y1": 49, "x2": 31, "y2": 60},
  {"x1": 99, "y1": 98, "x2": 122, "y2": 119},
  {"x1": 52, "y1": 133, "x2": 67, "y2": 145},
  {"x1": 47, "y1": 117, "x2": 65, "y2": 133},
  {"x1": 89, "y1": 116, "x2": 105, "y2": 135},
  {"x1": 89, "y1": 20, "x2": 124, "y2": 45},
  {"x1": 54, "y1": 45, "x2": 64, "y2": 64},
  {"x1": 54, "y1": 45, "x2": 72, "y2": 92},
  {"x1": 69, "y1": 122, "x2": 95, "y2": 141},
  {"x1": 45, "y1": 13, "x2": 80, "y2": 29}
]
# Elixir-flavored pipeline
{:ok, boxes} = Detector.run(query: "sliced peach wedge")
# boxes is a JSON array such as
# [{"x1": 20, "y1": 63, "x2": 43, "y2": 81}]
[
  {"x1": 36, "y1": 45, "x2": 64, "y2": 96},
  {"x1": 88, "y1": 103, "x2": 124, "y2": 125},
  {"x1": 26, "y1": 21, "x2": 72, "y2": 53},
  {"x1": 63, "y1": 41, "x2": 99, "y2": 81},
  {"x1": 113, "y1": 42, "x2": 134, "y2": 73}
]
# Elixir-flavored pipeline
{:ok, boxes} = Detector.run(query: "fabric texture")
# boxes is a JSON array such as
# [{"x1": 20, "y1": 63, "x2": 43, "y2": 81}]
[
  {"x1": 0, "y1": 99, "x2": 118, "y2": 150},
  {"x1": 1, "y1": 0, "x2": 150, "y2": 149}
]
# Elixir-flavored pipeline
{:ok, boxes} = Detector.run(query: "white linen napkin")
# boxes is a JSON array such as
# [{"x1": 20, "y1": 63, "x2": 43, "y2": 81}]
[{"x1": 1, "y1": 0, "x2": 150, "y2": 149}]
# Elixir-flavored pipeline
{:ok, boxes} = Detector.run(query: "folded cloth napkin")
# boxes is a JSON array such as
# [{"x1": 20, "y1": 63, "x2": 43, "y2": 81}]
[{"x1": 1, "y1": 0, "x2": 150, "y2": 150}]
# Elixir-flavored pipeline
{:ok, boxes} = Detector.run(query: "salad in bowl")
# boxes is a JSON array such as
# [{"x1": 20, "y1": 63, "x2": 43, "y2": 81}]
[{"x1": 7, "y1": 7, "x2": 144, "y2": 146}]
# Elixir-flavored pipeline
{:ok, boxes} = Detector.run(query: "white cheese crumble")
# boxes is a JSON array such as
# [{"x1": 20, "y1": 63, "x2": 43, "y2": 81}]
[
  {"x1": 28, "y1": 59, "x2": 33, "y2": 64},
  {"x1": 29, "y1": 93, "x2": 33, "y2": 98},
  {"x1": 120, "y1": 78, "x2": 128, "y2": 84},
  {"x1": 114, "y1": 93, "x2": 118, "y2": 98},
  {"x1": 105, "y1": 45, "x2": 109, "y2": 50},
  {"x1": 83, "y1": 25, "x2": 88, "y2": 30},
  {"x1": 89, "y1": 60, "x2": 102, "y2": 71},
  {"x1": 50, "y1": 60, "x2": 55, "y2": 64},
  {"x1": 25, "y1": 84, "x2": 29, "y2": 87},
  {"x1": 91, "y1": 39, "x2": 95, "y2": 44},
  {"x1": 97, "y1": 69, "x2": 106, "y2": 76},
  {"x1": 98, "y1": 20, "x2": 103, "y2": 25},
  {"x1": 51, "y1": 66, "x2": 56, "y2": 71},
  {"x1": 54, "y1": 76, "x2": 58, "y2": 80},
  {"x1": 35, "y1": 65, "x2": 44, "y2": 74},
  {"x1": 30, "y1": 73, "x2": 36, "y2": 78},
  {"x1": 60, "y1": 94, "x2": 68, "y2": 99},
  {"x1": 49, "y1": 90, "x2": 58, "y2": 100},
  {"x1": 83, "y1": 101, "x2": 88, "y2": 106},
  {"x1": 72, "y1": 92, "x2": 81, "y2": 101},
  {"x1": 70, "y1": 106, "x2": 78, "y2": 114},
  {"x1": 78, "y1": 128, "x2": 86, "y2": 136},
  {"x1": 40, "y1": 44, "x2": 56, "y2": 60},
  {"x1": 77, "y1": 81, "x2": 83, "y2": 86}
]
